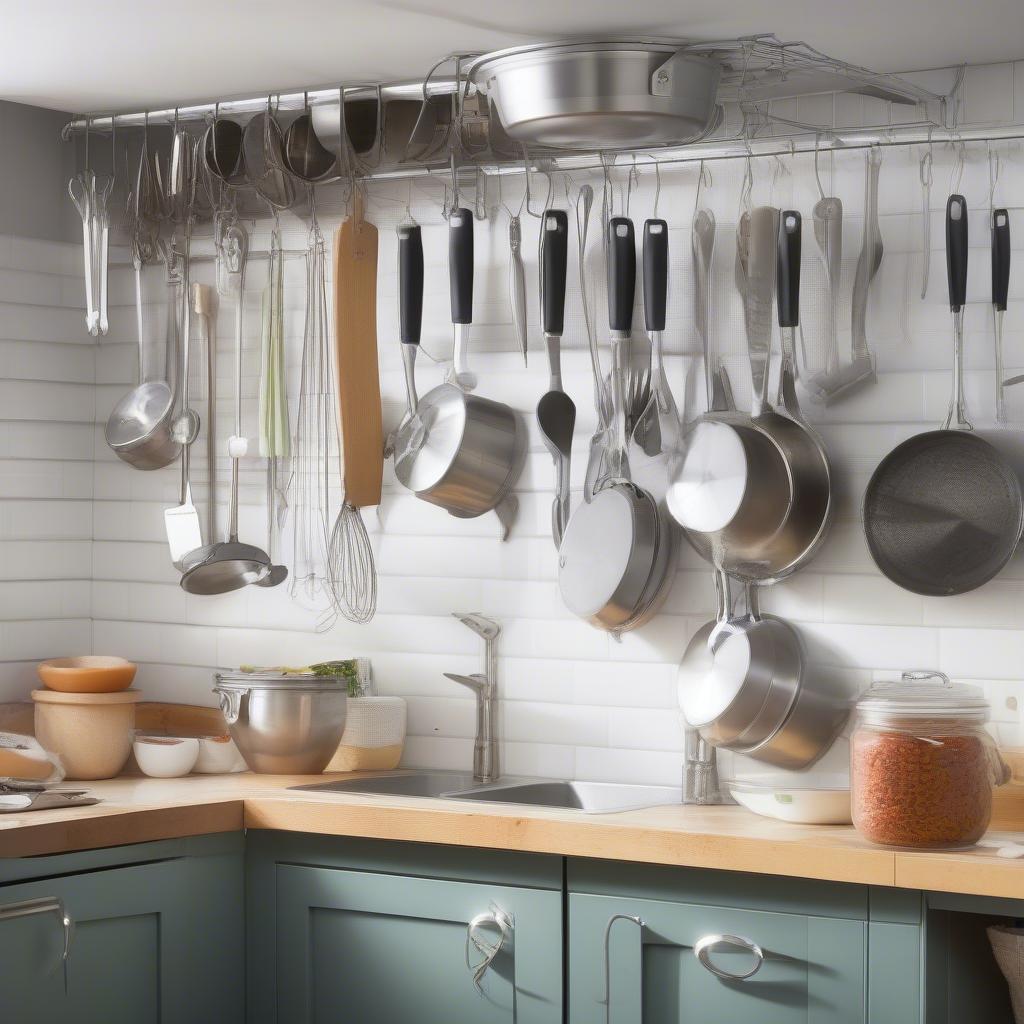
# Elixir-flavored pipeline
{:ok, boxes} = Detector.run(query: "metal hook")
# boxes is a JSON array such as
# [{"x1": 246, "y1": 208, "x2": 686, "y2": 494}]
[
  {"x1": 988, "y1": 143, "x2": 1001, "y2": 211},
  {"x1": 625, "y1": 156, "x2": 639, "y2": 219},
  {"x1": 949, "y1": 138, "x2": 965, "y2": 193},
  {"x1": 739, "y1": 154, "x2": 753, "y2": 214},
  {"x1": 813, "y1": 133, "x2": 826, "y2": 201}
]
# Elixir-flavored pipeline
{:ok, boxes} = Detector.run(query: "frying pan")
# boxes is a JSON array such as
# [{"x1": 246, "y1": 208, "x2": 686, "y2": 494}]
[
  {"x1": 393, "y1": 209, "x2": 526, "y2": 530},
  {"x1": 864, "y1": 195, "x2": 1023, "y2": 597},
  {"x1": 558, "y1": 217, "x2": 674, "y2": 634}
]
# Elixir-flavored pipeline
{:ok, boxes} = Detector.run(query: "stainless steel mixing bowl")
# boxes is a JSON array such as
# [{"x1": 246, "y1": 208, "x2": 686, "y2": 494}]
[{"x1": 214, "y1": 672, "x2": 347, "y2": 774}]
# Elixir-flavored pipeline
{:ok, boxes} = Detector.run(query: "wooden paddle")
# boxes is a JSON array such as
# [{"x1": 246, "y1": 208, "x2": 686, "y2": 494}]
[{"x1": 332, "y1": 191, "x2": 383, "y2": 507}]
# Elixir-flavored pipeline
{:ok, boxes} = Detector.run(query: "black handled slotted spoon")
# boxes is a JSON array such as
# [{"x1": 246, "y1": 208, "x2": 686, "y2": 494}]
[{"x1": 863, "y1": 195, "x2": 1023, "y2": 597}]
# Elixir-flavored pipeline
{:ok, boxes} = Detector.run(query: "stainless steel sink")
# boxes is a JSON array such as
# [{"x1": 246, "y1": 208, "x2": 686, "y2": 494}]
[
  {"x1": 292, "y1": 772, "x2": 682, "y2": 814},
  {"x1": 451, "y1": 780, "x2": 682, "y2": 814},
  {"x1": 291, "y1": 771, "x2": 481, "y2": 799}
]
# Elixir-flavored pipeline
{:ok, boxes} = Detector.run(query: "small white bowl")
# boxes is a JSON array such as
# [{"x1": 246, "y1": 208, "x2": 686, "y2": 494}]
[
  {"x1": 194, "y1": 735, "x2": 248, "y2": 774},
  {"x1": 728, "y1": 782, "x2": 852, "y2": 825},
  {"x1": 133, "y1": 736, "x2": 199, "y2": 778}
]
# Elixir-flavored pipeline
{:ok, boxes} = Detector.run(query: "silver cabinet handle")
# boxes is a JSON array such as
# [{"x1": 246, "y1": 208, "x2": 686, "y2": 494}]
[
  {"x1": 694, "y1": 933, "x2": 764, "y2": 980},
  {"x1": 0, "y1": 897, "x2": 74, "y2": 991},
  {"x1": 465, "y1": 905, "x2": 513, "y2": 991},
  {"x1": 603, "y1": 914, "x2": 644, "y2": 1024}
]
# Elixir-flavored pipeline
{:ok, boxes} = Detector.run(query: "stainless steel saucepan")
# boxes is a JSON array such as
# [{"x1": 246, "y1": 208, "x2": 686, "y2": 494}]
[
  {"x1": 558, "y1": 217, "x2": 675, "y2": 634},
  {"x1": 393, "y1": 208, "x2": 526, "y2": 533}
]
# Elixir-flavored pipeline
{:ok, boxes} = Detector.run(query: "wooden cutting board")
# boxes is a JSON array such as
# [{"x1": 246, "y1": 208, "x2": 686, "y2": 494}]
[
  {"x1": 333, "y1": 193, "x2": 383, "y2": 507},
  {"x1": 1, "y1": 701, "x2": 227, "y2": 739}
]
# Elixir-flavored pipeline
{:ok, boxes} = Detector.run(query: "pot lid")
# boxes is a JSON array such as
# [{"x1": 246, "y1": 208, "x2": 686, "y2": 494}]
[
  {"x1": 856, "y1": 670, "x2": 989, "y2": 719},
  {"x1": 214, "y1": 671, "x2": 346, "y2": 690}
]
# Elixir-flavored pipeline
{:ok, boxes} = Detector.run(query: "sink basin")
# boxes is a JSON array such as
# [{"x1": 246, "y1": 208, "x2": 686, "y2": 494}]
[
  {"x1": 292, "y1": 772, "x2": 681, "y2": 814},
  {"x1": 291, "y1": 771, "x2": 481, "y2": 799},
  {"x1": 451, "y1": 780, "x2": 682, "y2": 814}
]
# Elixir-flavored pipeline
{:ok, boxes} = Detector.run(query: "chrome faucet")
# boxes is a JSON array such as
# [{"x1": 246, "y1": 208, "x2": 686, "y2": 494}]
[
  {"x1": 444, "y1": 612, "x2": 500, "y2": 784},
  {"x1": 682, "y1": 726, "x2": 733, "y2": 805}
]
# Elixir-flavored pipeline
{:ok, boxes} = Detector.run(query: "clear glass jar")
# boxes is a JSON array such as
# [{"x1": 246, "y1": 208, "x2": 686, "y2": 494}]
[{"x1": 851, "y1": 671, "x2": 1009, "y2": 849}]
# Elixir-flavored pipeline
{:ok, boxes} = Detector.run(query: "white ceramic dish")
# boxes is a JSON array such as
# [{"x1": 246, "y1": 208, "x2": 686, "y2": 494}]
[
  {"x1": 728, "y1": 782, "x2": 852, "y2": 825},
  {"x1": 133, "y1": 735, "x2": 199, "y2": 778},
  {"x1": 194, "y1": 735, "x2": 248, "y2": 774}
]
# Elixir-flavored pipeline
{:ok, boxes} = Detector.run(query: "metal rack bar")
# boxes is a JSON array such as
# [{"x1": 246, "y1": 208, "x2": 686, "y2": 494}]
[{"x1": 60, "y1": 79, "x2": 463, "y2": 137}]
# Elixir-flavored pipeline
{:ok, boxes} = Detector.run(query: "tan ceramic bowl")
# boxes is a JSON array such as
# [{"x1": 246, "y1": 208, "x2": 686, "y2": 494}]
[
  {"x1": 33, "y1": 689, "x2": 141, "y2": 780},
  {"x1": 37, "y1": 656, "x2": 137, "y2": 693}
]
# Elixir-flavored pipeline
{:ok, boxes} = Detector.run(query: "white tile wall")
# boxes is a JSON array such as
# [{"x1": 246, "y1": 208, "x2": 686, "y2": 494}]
[
  {"x1": 12, "y1": 62, "x2": 1024, "y2": 782},
  {"x1": 0, "y1": 234, "x2": 94, "y2": 700}
]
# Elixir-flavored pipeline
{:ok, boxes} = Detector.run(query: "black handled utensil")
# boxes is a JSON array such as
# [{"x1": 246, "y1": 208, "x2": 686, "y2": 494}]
[{"x1": 537, "y1": 209, "x2": 575, "y2": 547}]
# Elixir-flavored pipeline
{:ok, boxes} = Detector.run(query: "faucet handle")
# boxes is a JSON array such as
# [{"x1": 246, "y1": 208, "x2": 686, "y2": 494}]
[{"x1": 453, "y1": 612, "x2": 500, "y2": 641}]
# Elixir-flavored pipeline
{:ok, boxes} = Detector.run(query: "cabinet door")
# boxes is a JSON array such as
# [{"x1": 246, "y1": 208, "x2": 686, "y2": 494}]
[
  {"x1": 276, "y1": 864, "x2": 562, "y2": 1024},
  {"x1": 0, "y1": 854, "x2": 243, "y2": 1024},
  {"x1": 569, "y1": 892, "x2": 865, "y2": 1024}
]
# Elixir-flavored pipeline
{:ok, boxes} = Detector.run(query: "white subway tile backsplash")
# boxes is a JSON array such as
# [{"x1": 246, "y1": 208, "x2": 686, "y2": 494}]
[{"x1": 7, "y1": 67, "x2": 1024, "y2": 792}]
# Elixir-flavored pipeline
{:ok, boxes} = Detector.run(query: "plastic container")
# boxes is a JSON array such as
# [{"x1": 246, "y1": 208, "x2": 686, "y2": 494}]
[
  {"x1": 851, "y1": 671, "x2": 1009, "y2": 849},
  {"x1": 327, "y1": 696, "x2": 406, "y2": 772}
]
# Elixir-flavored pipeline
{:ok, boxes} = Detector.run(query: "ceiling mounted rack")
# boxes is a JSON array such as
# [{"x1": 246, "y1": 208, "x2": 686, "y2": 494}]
[{"x1": 61, "y1": 34, "x2": 956, "y2": 182}]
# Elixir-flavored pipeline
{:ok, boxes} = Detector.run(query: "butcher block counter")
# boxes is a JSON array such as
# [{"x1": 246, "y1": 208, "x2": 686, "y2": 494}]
[{"x1": 1, "y1": 772, "x2": 1022, "y2": 899}]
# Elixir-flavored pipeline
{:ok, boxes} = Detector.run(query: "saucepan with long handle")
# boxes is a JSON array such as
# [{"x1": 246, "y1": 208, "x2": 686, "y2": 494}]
[{"x1": 393, "y1": 208, "x2": 526, "y2": 534}]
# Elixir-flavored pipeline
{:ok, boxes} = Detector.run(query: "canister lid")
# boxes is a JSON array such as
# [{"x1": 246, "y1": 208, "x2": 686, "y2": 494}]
[{"x1": 856, "y1": 671, "x2": 989, "y2": 721}]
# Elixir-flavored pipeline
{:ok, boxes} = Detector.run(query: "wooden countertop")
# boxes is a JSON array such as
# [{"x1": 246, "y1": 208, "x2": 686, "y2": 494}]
[{"x1": 1, "y1": 773, "x2": 1022, "y2": 900}]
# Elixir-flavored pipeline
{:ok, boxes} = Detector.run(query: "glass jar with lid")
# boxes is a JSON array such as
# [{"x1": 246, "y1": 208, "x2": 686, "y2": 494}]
[{"x1": 851, "y1": 671, "x2": 1010, "y2": 849}]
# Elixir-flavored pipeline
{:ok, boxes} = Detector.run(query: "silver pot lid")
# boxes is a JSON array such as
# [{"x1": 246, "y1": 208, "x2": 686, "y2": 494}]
[{"x1": 215, "y1": 671, "x2": 347, "y2": 691}]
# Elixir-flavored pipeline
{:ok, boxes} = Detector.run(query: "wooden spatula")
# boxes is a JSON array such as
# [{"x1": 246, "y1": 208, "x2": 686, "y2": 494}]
[{"x1": 333, "y1": 192, "x2": 383, "y2": 506}]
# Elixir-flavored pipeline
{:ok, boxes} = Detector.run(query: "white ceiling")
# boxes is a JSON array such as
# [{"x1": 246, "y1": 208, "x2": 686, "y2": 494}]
[{"x1": 3, "y1": 0, "x2": 1022, "y2": 114}]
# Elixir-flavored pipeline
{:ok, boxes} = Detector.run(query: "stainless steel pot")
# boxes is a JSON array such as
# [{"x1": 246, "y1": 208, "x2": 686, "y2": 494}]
[
  {"x1": 214, "y1": 673, "x2": 347, "y2": 774},
  {"x1": 394, "y1": 208, "x2": 525, "y2": 520},
  {"x1": 470, "y1": 40, "x2": 722, "y2": 150}
]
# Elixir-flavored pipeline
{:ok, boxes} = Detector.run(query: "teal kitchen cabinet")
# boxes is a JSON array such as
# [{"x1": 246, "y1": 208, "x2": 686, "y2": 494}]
[
  {"x1": 247, "y1": 832, "x2": 563, "y2": 1024},
  {"x1": 0, "y1": 833, "x2": 244, "y2": 1024},
  {"x1": 568, "y1": 859, "x2": 926, "y2": 1024}
]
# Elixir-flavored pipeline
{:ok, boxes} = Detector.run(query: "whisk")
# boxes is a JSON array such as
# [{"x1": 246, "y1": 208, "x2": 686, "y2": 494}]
[{"x1": 288, "y1": 210, "x2": 338, "y2": 620}]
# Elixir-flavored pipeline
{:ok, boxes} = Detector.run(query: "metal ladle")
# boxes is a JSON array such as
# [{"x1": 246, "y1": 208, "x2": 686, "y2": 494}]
[{"x1": 181, "y1": 223, "x2": 272, "y2": 594}]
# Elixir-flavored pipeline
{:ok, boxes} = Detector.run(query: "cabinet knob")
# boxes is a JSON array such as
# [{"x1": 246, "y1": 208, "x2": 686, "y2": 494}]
[{"x1": 694, "y1": 932, "x2": 765, "y2": 980}]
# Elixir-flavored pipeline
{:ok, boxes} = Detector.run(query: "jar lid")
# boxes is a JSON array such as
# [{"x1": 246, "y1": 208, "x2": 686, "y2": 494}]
[{"x1": 856, "y1": 671, "x2": 989, "y2": 721}]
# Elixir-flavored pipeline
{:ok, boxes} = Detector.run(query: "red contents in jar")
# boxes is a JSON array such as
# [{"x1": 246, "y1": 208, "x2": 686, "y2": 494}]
[{"x1": 851, "y1": 726, "x2": 993, "y2": 849}]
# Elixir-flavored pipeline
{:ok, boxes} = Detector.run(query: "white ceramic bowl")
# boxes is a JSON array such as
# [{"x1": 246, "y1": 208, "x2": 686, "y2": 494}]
[
  {"x1": 133, "y1": 736, "x2": 199, "y2": 778},
  {"x1": 728, "y1": 782, "x2": 852, "y2": 825},
  {"x1": 194, "y1": 735, "x2": 248, "y2": 774}
]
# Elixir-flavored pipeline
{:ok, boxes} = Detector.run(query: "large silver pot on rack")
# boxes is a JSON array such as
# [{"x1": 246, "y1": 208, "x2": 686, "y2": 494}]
[{"x1": 470, "y1": 40, "x2": 721, "y2": 150}]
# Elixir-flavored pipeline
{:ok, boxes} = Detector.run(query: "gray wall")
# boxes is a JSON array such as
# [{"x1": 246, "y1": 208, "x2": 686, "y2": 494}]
[{"x1": 0, "y1": 101, "x2": 77, "y2": 243}]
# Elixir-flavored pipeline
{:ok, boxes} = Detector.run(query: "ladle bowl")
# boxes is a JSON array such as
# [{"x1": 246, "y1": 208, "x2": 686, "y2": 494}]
[
  {"x1": 104, "y1": 379, "x2": 180, "y2": 470},
  {"x1": 179, "y1": 541, "x2": 270, "y2": 595}
]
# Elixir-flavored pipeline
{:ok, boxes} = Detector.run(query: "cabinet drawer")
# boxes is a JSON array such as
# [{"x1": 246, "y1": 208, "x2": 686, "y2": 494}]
[
  {"x1": 275, "y1": 864, "x2": 562, "y2": 1023},
  {"x1": 570, "y1": 892, "x2": 865, "y2": 1024}
]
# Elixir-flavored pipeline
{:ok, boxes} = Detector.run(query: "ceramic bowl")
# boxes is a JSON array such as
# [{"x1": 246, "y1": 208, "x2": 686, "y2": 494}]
[
  {"x1": 37, "y1": 656, "x2": 137, "y2": 694},
  {"x1": 194, "y1": 735, "x2": 248, "y2": 774},
  {"x1": 133, "y1": 735, "x2": 199, "y2": 778}
]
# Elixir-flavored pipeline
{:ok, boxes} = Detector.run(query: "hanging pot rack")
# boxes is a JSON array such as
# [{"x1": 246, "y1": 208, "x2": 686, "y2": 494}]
[{"x1": 57, "y1": 34, "x2": 1012, "y2": 183}]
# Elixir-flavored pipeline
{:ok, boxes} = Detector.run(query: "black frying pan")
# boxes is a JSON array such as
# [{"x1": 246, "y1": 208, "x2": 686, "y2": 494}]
[{"x1": 863, "y1": 195, "x2": 1023, "y2": 596}]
